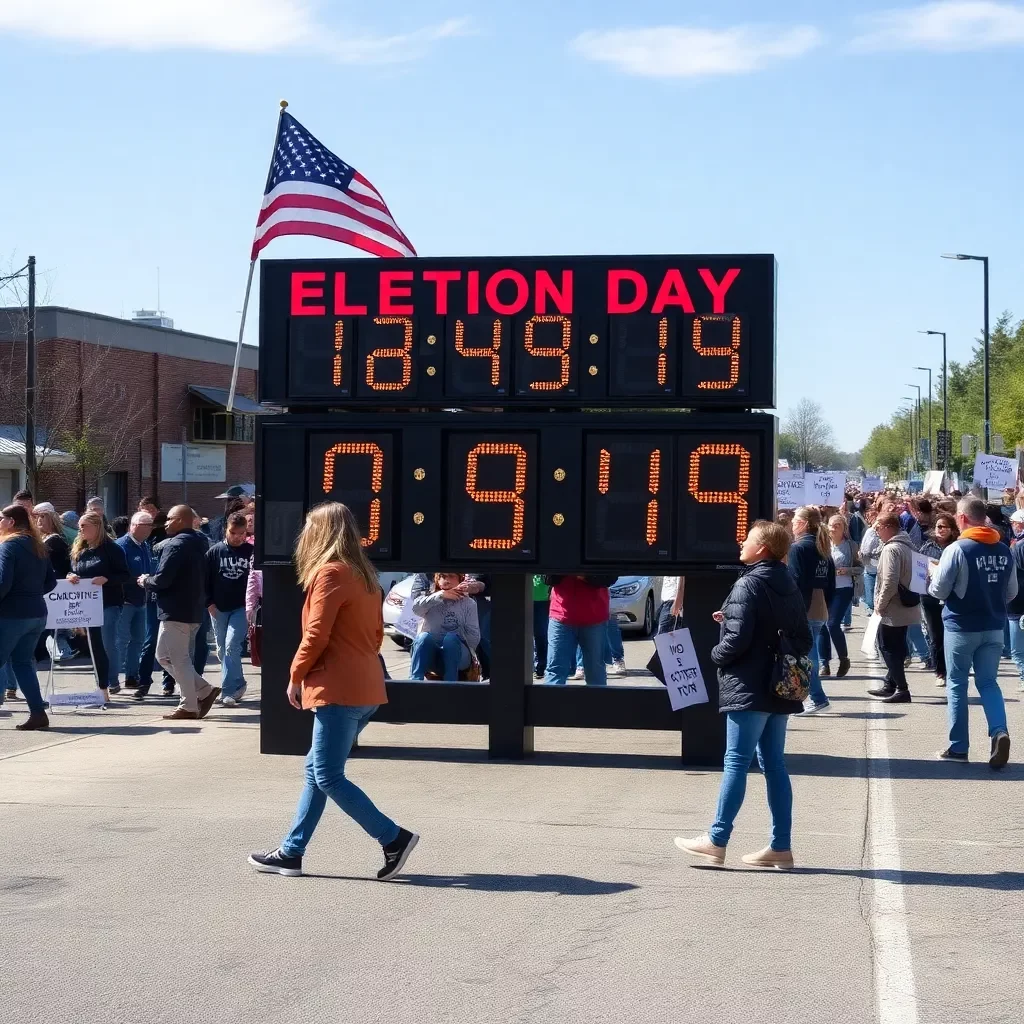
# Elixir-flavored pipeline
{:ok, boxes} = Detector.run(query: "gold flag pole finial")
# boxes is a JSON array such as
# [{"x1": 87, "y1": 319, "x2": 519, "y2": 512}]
[{"x1": 280, "y1": 99, "x2": 289, "y2": 112}]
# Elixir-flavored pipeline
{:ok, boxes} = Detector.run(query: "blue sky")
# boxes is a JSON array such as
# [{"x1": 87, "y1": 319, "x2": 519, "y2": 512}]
[{"x1": 2, "y1": 0, "x2": 1022, "y2": 451}]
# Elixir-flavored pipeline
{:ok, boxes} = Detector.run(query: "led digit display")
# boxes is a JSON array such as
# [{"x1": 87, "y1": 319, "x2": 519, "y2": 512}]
[
  {"x1": 356, "y1": 316, "x2": 416, "y2": 395},
  {"x1": 682, "y1": 314, "x2": 748, "y2": 394},
  {"x1": 446, "y1": 433, "x2": 537, "y2": 560},
  {"x1": 287, "y1": 316, "x2": 353, "y2": 398},
  {"x1": 584, "y1": 435, "x2": 674, "y2": 560},
  {"x1": 607, "y1": 315, "x2": 675, "y2": 397},
  {"x1": 445, "y1": 315, "x2": 509, "y2": 396},
  {"x1": 515, "y1": 315, "x2": 576, "y2": 395},
  {"x1": 308, "y1": 432, "x2": 394, "y2": 556}
]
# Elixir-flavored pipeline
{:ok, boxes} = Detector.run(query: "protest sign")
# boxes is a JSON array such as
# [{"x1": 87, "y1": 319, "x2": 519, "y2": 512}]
[
  {"x1": 805, "y1": 472, "x2": 846, "y2": 506},
  {"x1": 653, "y1": 627, "x2": 708, "y2": 711},
  {"x1": 909, "y1": 552, "x2": 930, "y2": 595},
  {"x1": 393, "y1": 596, "x2": 423, "y2": 640},
  {"x1": 862, "y1": 475, "x2": 882, "y2": 492},
  {"x1": 776, "y1": 470, "x2": 805, "y2": 509},
  {"x1": 48, "y1": 690, "x2": 107, "y2": 708},
  {"x1": 973, "y1": 453, "x2": 1017, "y2": 493},
  {"x1": 45, "y1": 581, "x2": 105, "y2": 629}
]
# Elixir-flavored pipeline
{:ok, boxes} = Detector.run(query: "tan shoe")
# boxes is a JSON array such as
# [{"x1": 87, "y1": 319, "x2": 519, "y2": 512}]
[
  {"x1": 674, "y1": 834, "x2": 726, "y2": 865},
  {"x1": 741, "y1": 847, "x2": 795, "y2": 871},
  {"x1": 163, "y1": 708, "x2": 199, "y2": 720}
]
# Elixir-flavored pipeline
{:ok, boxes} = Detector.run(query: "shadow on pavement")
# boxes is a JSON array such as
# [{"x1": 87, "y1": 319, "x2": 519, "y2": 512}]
[
  {"x1": 793, "y1": 867, "x2": 1024, "y2": 890},
  {"x1": 787, "y1": 751, "x2": 1024, "y2": 781},
  {"x1": 353, "y1": 745, "x2": 697, "y2": 771},
  {"x1": 44, "y1": 725, "x2": 201, "y2": 736},
  {"x1": 305, "y1": 872, "x2": 639, "y2": 894}
]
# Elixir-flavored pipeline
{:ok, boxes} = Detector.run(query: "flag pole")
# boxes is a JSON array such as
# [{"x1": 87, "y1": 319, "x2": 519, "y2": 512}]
[{"x1": 226, "y1": 99, "x2": 289, "y2": 413}]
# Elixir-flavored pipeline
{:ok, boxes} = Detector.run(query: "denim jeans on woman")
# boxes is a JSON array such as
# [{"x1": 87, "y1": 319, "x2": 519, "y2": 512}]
[
  {"x1": 280, "y1": 703, "x2": 400, "y2": 857},
  {"x1": 410, "y1": 632, "x2": 468, "y2": 680},
  {"x1": 213, "y1": 606, "x2": 248, "y2": 699},
  {"x1": 0, "y1": 615, "x2": 47, "y2": 714},
  {"x1": 944, "y1": 629, "x2": 1007, "y2": 755},
  {"x1": 545, "y1": 619, "x2": 606, "y2": 685},
  {"x1": 1008, "y1": 617, "x2": 1024, "y2": 681},
  {"x1": 818, "y1": 588, "x2": 854, "y2": 664},
  {"x1": 806, "y1": 619, "x2": 828, "y2": 706},
  {"x1": 863, "y1": 572, "x2": 877, "y2": 613},
  {"x1": 710, "y1": 711, "x2": 792, "y2": 851}
]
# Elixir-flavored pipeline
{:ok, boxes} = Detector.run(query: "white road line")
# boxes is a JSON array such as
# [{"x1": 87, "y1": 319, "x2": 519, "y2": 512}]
[{"x1": 866, "y1": 716, "x2": 919, "y2": 1024}]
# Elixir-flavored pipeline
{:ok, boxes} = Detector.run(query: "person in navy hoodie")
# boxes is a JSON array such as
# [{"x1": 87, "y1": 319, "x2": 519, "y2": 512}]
[
  {"x1": 929, "y1": 496, "x2": 1017, "y2": 768},
  {"x1": 115, "y1": 511, "x2": 154, "y2": 689},
  {"x1": 205, "y1": 512, "x2": 253, "y2": 706},
  {"x1": 0, "y1": 504, "x2": 57, "y2": 730}
]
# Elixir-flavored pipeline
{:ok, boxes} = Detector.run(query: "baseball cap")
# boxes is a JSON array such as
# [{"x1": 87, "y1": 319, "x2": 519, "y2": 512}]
[
  {"x1": 61, "y1": 510, "x2": 79, "y2": 527},
  {"x1": 32, "y1": 501, "x2": 57, "y2": 515},
  {"x1": 214, "y1": 484, "x2": 253, "y2": 499}
]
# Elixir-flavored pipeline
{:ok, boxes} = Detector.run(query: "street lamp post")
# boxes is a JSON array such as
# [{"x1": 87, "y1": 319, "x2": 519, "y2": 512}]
[
  {"x1": 942, "y1": 254, "x2": 990, "y2": 451},
  {"x1": 901, "y1": 397, "x2": 917, "y2": 473},
  {"x1": 914, "y1": 366, "x2": 933, "y2": 468},
  {"x1": 905, "y1": 384, "x2": 922, "y2": 470},
  {"x1": 919, "y1": 330, "x2": 947, "y2": 436}
]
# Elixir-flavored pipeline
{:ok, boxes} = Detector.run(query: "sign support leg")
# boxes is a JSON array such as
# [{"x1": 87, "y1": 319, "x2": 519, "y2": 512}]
[{"x1": 488, "y1": 574, "x2": 533, "y2": 759}]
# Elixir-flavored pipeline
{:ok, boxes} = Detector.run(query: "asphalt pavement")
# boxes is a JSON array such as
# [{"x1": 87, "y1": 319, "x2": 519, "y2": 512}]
[{"x1": 3, "y1": 609, "x2": 1024, "y2": 1023}]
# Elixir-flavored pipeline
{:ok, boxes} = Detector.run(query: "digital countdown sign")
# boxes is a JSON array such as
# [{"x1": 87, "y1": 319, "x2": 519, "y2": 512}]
[
  {"x1": 259, "y1": 255, "x2": 776, "y2": 408},
  {"x1": 256, "y1": 412, "x2": 775, "y2": 573}
]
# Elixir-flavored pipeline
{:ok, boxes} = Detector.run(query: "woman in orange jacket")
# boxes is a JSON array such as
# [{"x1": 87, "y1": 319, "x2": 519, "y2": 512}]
[{"x1": 249, "y1": 502, "x2": 418, "y2": 880}]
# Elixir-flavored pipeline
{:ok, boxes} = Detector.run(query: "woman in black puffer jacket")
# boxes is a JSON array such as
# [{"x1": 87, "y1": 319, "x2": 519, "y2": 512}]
[{"x1": 676, "y1": 520, "x2": 811, "y2": 871}]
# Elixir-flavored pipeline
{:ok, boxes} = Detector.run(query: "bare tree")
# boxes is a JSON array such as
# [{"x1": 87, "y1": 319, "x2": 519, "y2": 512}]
[{"x1": 782, "y1": 399, "x2": 837, "y2": 470}]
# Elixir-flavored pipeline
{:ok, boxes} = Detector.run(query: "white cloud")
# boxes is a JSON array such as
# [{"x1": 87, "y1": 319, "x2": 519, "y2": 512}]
[
  {"x1": 851, "y1": 1, "x2": 1024, "y2": 52},
  {"x1": 571, "y1": 23, "x2": 823, "y2": 77},
  {"x1": 0, "y1": 0, "x2": 470, "y2": 64}
]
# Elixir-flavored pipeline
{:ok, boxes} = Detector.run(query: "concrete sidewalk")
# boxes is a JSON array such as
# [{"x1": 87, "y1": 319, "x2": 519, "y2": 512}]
[{"x1": 2, "y1": 609, "x2": 1023, "y2": 1023}]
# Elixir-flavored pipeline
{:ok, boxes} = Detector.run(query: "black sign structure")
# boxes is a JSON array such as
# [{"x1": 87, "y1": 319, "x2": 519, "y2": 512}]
[
  {"x1": 256, "y1": 254, "x2": 780, "y2": 767},
  {"x1": 936, "y1": 429, "x2": 952, "y2": 469},
  {"x1": 259, "y1": 255, "x2": 777, "y2": 409}
]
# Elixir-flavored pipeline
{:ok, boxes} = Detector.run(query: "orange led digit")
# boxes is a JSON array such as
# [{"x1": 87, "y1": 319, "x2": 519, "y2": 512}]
[
  {"x1": 524, "y1": 315, "x2": 571, "y2": 391},
  {"x1": 598, "y1": 448, "x2": 611, "y2": 494},
  {"x1": 332, "y1": 319, "x2": 344, "y2": 387},
  {"x1": 365, "y1": 316, "x2": 413, "y2": 391},
  {"x1": 687, "y1": 443, "x2": 751, "y2": 542},
  {"x1": 692, "y1": 314, "x2": 741, "y2": 390},
  {"x1": 455, "y1": 318, "x2": 502, "y2": 386},
  {"x1": 465, "y1": 442, "x2": 527, "y2": 550},
  {"x1": 322, "y1": 442, "x2": 384, "y2": 547},
  {"x1": 646, "y1": 448, "x2": 661, "y2": 545},
  {"x1": 657, "y1": 317, "x2": 668, "y2": 387}
]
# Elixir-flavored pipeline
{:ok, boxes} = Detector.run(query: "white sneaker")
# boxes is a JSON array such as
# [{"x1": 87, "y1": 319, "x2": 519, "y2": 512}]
[
  {"x1": 571, "y1": 667, "x2": 585, "y2": 680},
  {"x1": 797, "y1": 701, "x2": 830, "y2": 716},
  {"x1": 607, "y1": 659, "x2": 627, "y2": 677},
  {"x1": 45, "y1": 636, "x2": 64, "y2": 662},
  {"x1": 221, "y1": 695, "x2": 239, "y2": 707}
]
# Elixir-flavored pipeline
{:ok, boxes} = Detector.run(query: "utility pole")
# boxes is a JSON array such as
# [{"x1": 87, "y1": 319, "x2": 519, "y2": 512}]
[{"x1": 25, "y1": 255, "x2": 36, "y2": 496}]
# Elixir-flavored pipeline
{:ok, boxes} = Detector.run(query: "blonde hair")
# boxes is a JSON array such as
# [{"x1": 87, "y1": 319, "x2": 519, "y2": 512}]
[
  {"x1": 827, "y1": 514, "x2": 850, "y2": 542},
  {"x1": 294, "y1": 502, "x2": 376, "y2": 593},
  {"x1": 748, "y1": 520, "x2": 791, "y2": 561},
  {"x1": 794, "y1": 506, "x2": 830, "y2": 559},
  {"x1": 71, "y1": 511, "x2": 106, "y2": 560},
  {"x1": 33, "y1": 508, "x2": 64, "y2": 540}
]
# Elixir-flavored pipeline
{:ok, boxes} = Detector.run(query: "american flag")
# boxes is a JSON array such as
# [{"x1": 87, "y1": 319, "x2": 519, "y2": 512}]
[{"x1": 251, "y1": 112, "x2": 416, "y2": 260}]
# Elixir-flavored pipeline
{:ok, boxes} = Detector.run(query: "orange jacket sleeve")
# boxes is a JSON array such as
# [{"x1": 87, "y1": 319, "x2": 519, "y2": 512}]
[{"x1": 289, "y1": 566, "x2": 348, "y2": 685}]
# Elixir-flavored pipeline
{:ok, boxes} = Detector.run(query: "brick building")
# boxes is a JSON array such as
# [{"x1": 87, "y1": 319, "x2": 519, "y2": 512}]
[{"x1": 0, "y1": 307, "x2": 264, "y2": 518}]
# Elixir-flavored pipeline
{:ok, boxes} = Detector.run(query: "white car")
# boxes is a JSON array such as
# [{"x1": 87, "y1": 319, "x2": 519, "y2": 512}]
[
  {"x1": 609, "y1": 576, "x2": 662, "y2": 636},
  {"x1": 382, "y1": 574, "x2": 417, "y2": 649}
]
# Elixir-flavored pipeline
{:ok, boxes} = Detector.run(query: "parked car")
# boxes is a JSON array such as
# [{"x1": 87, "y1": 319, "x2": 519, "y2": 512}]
[
  {"x1": 383, "y1": 574, "x2": 417, "y2": 649},
  {"x1": 609, "y1": 576, "x2": 661, "y2": 636}
]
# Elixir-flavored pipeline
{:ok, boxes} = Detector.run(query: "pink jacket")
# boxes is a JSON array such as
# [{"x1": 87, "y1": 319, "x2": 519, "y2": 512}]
[{"x1": 246, "y1": 568, "x2": 263, "y2": 621}]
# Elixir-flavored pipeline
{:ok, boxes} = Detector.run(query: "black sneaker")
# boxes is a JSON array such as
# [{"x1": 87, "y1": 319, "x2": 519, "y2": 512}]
[
  {"x1": 133, "y1": 685, "x2": 150, "y2": 701},
  {"x1": 937, "y1": 747, "x2": 969, "y2": 762},
  {"x1": 108, "y1": 685, "x2": 122, "y2": 695},
  {"x1": 124, "y1": 677, "x2": 139, "y2": 690},
  {"x1": 868, "y1": 686, "x2": 896, "y2": 698},
  {"x1": 248, "y1": 849, "x2": 303, "y2": 876},
  {"x1": 377, "y1": 829, "x2": 419, "y2": 881},
  {"x1": 161, "y1": 683, "x2": 176, "y2": 697},
  {"x1": 880, "y1": 689, "x2": 911, "y2": 704},
  {"x1": 989, "y1": 730, "x2": 1011, "y2": 771}
]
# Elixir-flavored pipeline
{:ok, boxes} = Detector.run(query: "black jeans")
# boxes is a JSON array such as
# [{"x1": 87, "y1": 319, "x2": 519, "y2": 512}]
[
  {"x1": 656, "y1": 601, "x2": 683, "y2": 635},
  {"x1": 921, "y1": 598, "x2": 946, "y2": 679},
  {"x1": 878, "y1": 624, "x2": 909, "y2": 692},
  {"x1": 818, "y1": 588, "x2": 855, "y2": 663},
  {"x1": 533, "y1": 600, "x2": 550, "y2": 674}
]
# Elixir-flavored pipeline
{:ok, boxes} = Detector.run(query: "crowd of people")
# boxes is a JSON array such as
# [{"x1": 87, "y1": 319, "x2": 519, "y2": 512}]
[{"x1": 0, "y1": 485, "x2": 261, "y2": 730}]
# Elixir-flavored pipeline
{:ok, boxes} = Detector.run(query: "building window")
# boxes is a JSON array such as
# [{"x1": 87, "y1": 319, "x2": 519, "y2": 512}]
[{"x1": 192, "y1": 407, "x2": 255, "y2": 444}]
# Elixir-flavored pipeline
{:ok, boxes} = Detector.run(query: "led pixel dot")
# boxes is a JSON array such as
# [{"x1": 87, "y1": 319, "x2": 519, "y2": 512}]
[
  {"x1": 687, "y1": 443, "x2": 751, "y2": 542},
  {"x1": 693, "y1": 315, "x2": 742, "y2": 391},
  {"x1": 465, "y1": 442, "x2": 528, "y2": 550},
  {"x1": 365, "y1": 316, "x2": 413, "y2": 391}
]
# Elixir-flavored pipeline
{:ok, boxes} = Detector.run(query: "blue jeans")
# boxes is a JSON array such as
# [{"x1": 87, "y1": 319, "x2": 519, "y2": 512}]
[
  {"x1": 546, "y1": 619, "x2": 606, "y2": 685},
  {"x1": 138, "y1": 599, "x2": 159, "y2": 686},
  {"x1": 100, "y1": 605, "x2": 122, "y2": 688},
  {"x1": 1008, "y1": 617, "x2": 1024, "y2": 681},
  {"x1": 213, "y1": 606, "x2": 248, "y2": 698},
  {"x1": 1003, "y1": 619, "x2": 1011, "y2": 659},
  {"x1": 807, "y1": 619, "x2": 828, "y2": 706},
  {"x1": 818, "y1": 588, "x2": 854, "y2": 664},
  {"x1": 0, "y1": 616, "x2": 47, "y2": 714},
  {"x1": 864, "y1": 572, "x2": 877, "y2": 613},
  {"x1": 116, "y1": 603, "x2": 148, "y2": 679},
  {"x1": 907, "y1": 623, "x2": 929, "y2": 661},
  {"x1": 280, "y1": 704, "x2": 400, "y2": 857},
  {"x1": 944, "y1": 628, "x2": 1007, "y2": 754},
  {"x1": 533, "y1": 600, "x2": 550, "y2": 675},
  {"x1": 605, "y1": 616, "x2": 624, "y2": 663},
  {"x1": 410, "y1": 632, "x2": 467, "y2": 680},
  {"x1": 710, "y1": 711, "x2": 792, "y2": 851},
  {"x1": 193, "y1": 610, "x2": 210, "y2": 675}
]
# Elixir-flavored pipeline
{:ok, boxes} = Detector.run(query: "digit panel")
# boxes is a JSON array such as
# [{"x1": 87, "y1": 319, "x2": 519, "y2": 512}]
[
  {"x1": 607, "y1": 315, "x2": 677, "y2": 397},
  {"x1": 355, "y1": 316, "x2": 418, "y2": 397},
  {"x1": 287, "y1": 317, "x2": 352, "y2": 399},
  {"x1": 445, "y1": 432, "x2": 538, "y2": 561},
  {"x1": 679, "y1": 314, "x2": 749, "y2": 398},
  {"x1": 583, "y1": 434, "x2": 674, "y2": 562},
  {"x1": 513, "y1": 315, "x2": 577, "y2": 396},
  {"x1": 308, "y1": 432, "x2": 395, "y2": 557},
  {"x1": 677, "y1": 433, "x2": 761, "y2": 561},
  {"x1": 445, "y1": 314, "x2": 510, "y2": 398}
]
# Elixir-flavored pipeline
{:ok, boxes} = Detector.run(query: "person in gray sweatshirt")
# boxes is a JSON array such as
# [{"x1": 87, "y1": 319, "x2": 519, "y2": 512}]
[{"x1": 410, "y1": 572, "x2": 481, "y2": 681}]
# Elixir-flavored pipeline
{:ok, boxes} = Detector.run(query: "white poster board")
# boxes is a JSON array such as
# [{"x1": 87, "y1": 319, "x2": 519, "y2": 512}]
[
  {"x1": 776, "y1": 470, "x2": 806, "y2": 509},
  {"x1": 392, "y1": 597, "x2": 423, "y2": 640},
  {"x1": 973, "y1": 453, "x2": 1017, "y2": 492},
  {"x1": 862, "y1": 475, "x2": 882, "y2": 492},
  {"x1": 805, "y1": 472, "x2": 846, "y2": 507},
  {"x1": 45, "y1": 581, "x2": 105, "y2": 629},
  {"x1": 909, "y1": 552, "x2": 930, "y2": 595},
  {"x1": 654, "y1": 627, "x2": 709, "y2": 711},
  {"x1": 922, "y1": 470, "x2": 946, "y2": 495},
  {"x1": 161, "y1": 443, "x2": 227, "y2": 483}
]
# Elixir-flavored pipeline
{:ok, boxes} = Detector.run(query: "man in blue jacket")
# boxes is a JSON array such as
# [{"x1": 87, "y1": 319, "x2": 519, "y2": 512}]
[
  {"x1": 115, "y1": 511, "x2": 153, "y2": 688},
  {"x1": 929, "y1": 496, "x2": 1017, "y2": 768}
]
